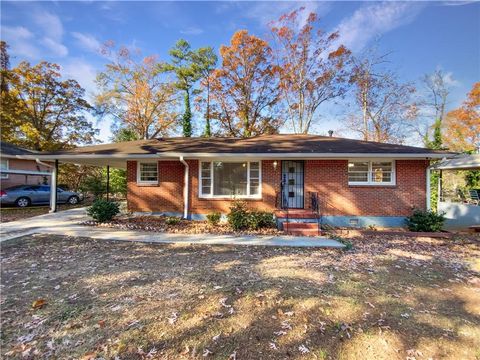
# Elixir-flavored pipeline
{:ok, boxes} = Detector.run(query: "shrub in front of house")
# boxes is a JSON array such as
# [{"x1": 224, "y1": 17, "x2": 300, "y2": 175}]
[
  {"x1": 87, "y1": 199, "x2": 120, "y2": 223},
  {"x1": 165, "y1": 216, "x2": 181, "y2": 226},
  {"x1": 247, "y1": 211, "x2": 276, "y2": 230},
  {"x1": 405, "y1": 209, "x2": 445, "y2": 232},
  {"x1": 227, "y1": 202, "x2": 275, "y2": 231},
  {"x1": 206, "y1": 212, "x2": 221, "y2": 226},
  {"x1": 227, "y1": 201, "x2": 249, "y2": 230}
]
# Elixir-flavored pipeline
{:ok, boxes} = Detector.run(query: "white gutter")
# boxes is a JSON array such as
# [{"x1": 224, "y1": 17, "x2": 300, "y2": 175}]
[
  {"x1": 19, "y1": 152, "x2": 452, "y2": 160},
  {"x1": 179, "y1": 156, "x2": 189, "y2": 219}
]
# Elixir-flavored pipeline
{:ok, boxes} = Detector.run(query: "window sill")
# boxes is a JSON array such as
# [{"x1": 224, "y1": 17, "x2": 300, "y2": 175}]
[
  {"x1": 136, "y1": 182, "x2": 158, "y2": 187},
  {"x1": 348, "y1": 183, "x2": 396, "y2": 188},
  {"x1": 198, "y1": 196, "x2": 262, "y2": 201}
]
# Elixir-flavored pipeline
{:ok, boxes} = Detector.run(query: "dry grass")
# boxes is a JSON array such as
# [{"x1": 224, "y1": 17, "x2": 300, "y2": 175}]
[{"x1": 1, "y1": 234, "x2": 479, "y2": 359}]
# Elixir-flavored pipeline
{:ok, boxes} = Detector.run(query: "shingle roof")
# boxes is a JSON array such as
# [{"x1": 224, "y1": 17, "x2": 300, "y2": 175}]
[
  {"x1": 38, "y1": 134, "x2": 452, "y2": 157},
  {"x1": 0, "y1": 141, "x2": 39, "y2": 156}
]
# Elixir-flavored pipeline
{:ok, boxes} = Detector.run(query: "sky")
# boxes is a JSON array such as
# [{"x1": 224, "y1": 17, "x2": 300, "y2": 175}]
[{"x1": 1, "y1": 0, "x2": 479, "y2": 143}]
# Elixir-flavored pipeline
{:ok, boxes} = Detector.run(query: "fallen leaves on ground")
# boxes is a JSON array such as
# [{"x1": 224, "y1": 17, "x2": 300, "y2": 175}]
[
  {"x1": 31, "y1": 299, "x2": 47, "y2": 309},
  {"x1": 0, "y1": 233, "x2": 478, "y2": 359}
]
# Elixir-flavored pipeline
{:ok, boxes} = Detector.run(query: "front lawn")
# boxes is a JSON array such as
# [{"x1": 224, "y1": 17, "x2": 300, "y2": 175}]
[{"x1": 1, "y1": 234, "x2": 479, "y2": 359}]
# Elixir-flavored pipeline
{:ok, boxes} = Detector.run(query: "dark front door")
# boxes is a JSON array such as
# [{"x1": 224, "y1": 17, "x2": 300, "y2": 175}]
[{"x1": 282, "y1": 160, "x2": 304, "y2": 209}]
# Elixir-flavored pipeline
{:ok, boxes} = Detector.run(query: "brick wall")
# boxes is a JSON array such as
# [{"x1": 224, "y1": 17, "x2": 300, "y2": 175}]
[
  {"x1": 1, "y1": 159, "x2": 51, "y2": 190},
  {"x1": 127, "y1": 160, "x2": 184, "y2": 213},
  {"x1": 126, "y1": 159, "x2": 428, "y2": 216},
  {"x1": 304, "y1": 160, "x2": 428, "y2": 216}
]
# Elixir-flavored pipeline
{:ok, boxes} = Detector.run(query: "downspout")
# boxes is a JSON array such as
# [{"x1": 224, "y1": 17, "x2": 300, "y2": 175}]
[
  {"x1": 50, "y1": 160, "x2": 58, "y2": 213},
  {"x1": 35, "y1": 159, "x2": 58, "y2": 213},
  {"x1": 426, "y1": 165, "x2": 431, "y2": 211},
  {"x1": 437, "y1": 169, "x2": 442, "y2": 207},
  {"x1": 179, "y1": 156, "x2": 189, "y2": 219},
  {"x1": 36, "y1": 159, "x2": 53, "y2": 169}
]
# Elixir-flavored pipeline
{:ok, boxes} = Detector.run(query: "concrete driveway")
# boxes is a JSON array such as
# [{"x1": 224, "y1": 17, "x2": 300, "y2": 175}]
[{"x1": 0, "y1": 207, "x2": 344, "y2": 248}]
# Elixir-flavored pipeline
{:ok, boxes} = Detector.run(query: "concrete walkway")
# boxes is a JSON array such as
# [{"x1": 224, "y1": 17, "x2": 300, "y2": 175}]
[{"x1": 0, "y1": 207, "x2": 344, "y2": 248}]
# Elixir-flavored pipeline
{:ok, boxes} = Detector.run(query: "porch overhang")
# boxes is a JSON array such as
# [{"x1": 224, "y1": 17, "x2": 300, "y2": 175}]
[{"x1": 430, "y1": 154, "x2": 480, "y2": 170}]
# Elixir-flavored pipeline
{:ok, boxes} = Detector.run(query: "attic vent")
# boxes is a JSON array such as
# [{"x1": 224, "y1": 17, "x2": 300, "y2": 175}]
[{"x1": 349, "y1": 218, "x2": 359, "y2": 227}]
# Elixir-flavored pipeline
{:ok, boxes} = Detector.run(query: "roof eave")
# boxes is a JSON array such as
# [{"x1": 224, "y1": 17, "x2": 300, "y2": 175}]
[{"x1": 18, "y1": 152, "x2": 452, "y2": 161}]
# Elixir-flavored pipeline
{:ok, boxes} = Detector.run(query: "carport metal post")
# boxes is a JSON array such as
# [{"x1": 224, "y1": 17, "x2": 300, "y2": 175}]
[
  {"x1": 49, "y1": 160, "x2": 58, "y2": 213},
  {"x1": 106, "y1": 165, "x2": 110, "y2": 201}
]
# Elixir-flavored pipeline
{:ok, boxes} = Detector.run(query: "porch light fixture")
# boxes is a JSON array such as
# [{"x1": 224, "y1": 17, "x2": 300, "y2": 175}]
[{"x1": 273, "y1": 160, "x2": 278, "y2": 170}]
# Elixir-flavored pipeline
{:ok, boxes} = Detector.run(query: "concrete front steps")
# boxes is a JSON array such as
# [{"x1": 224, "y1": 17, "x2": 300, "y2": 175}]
[
  {"x1": 283, "y1": 222, "x2": 323, "y2": 236},
  {"x1": 275, "y1": 210, "x2": 323, "y2": 236}
]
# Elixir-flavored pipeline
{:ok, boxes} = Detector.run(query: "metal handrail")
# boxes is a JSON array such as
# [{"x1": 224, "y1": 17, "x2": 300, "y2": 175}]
[
  {"x1": 280, "y1": 181, "x2": 289, "y2": 231},
  {"x1": 310, "y1": 192, "x2": 321, "y2": 236}
]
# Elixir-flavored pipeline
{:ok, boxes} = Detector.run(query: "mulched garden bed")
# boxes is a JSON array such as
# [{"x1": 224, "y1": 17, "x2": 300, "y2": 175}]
[{"x1": 81, "y1": 215, "x2": 283, "y2": 236}]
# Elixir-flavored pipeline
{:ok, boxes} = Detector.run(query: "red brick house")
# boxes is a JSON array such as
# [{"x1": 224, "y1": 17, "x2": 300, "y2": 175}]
[
  {"x1": 0, "y1": 142, "x2": 52, "y2": 190},
  {"x1": 27, "y1": 134, "x2": 450, "y2": 228}
]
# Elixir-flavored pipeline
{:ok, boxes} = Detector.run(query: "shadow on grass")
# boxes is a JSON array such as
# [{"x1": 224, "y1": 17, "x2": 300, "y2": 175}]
[{"x1": 1, "y1": 234, "x2": 479, "y2": 359}]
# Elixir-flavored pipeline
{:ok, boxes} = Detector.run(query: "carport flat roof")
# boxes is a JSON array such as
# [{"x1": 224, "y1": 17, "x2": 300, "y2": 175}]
[{"x1": 431, "y1": 154, "x2": 480, "y2": 170}]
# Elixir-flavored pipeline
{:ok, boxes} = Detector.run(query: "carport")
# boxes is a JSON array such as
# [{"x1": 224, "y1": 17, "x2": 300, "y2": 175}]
[
  {"x1": 431, "y1": 154, "x2": 480, "y2": 230},
  {"x1": 10, "y1": 155, "x2": 122, "y2": 213}
]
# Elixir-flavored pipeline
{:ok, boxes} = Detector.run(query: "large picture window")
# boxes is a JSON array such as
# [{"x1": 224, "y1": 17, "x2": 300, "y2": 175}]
[
  {"x1": 200, "y1": 161, "x2": 261, "y2": 198},
  {"x1": 137, "y1": 162, "x2": 158, "y2": 184},
  {"x1": 348, "y1": 160, "x2": 395, "y2": 185}
]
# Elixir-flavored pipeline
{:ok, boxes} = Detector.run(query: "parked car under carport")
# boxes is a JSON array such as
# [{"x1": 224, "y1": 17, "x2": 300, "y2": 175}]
[{"x1": 0, "y1": 185, "x2": 83, "y2": 207}]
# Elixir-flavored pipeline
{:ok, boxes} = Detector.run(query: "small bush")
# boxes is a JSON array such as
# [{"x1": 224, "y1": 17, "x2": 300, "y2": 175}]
[
  {"x1": 405, "y1": 209, "x2": 445, "y2": 232},
  {"x1": 247, "y1": 211, "x2": 275, "y2": 230},
  {"x1": 342, "y1": 240, "x2": 354, "y2": 251},
  {"x1": 87, "y1": 199, "x2": 120, "y2": 223},
  {"x1": 165, "y1": 216, "x2": 181, "y2": 226},
  {"x1": 206, "y1": 212, "x2": 221, "y2": 226},
  {"x1": 227, "y1": 202, "x2": 275, "y2": 231},
  {"x1": 227, "y1": 201, "x2": 249, "y2": 230}
]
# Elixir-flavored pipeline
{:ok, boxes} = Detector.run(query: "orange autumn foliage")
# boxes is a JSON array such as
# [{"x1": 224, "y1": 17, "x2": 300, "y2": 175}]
[
  {"x1": 210, "y1": 30, "x2": 282, "y2": 137},
  {"x1": 270, "y1": 7, "x2": 352, "y2": 134},
  {"x1": 444, "y1": 82, "x2": 480, "y2": 152}
]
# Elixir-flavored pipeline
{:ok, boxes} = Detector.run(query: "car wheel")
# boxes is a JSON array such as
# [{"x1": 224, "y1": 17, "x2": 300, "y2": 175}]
[
  {"x1": 68, "y1": 196, "x2": 79, "y2": 205},
  {"x1": 16, "y1": 197, "x2": 30, "y2": 208}
]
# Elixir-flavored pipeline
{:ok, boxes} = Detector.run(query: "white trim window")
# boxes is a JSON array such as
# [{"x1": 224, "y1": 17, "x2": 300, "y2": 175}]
[
  {"x1": 1, "y1": 159, "x2": 9, "y2": 179},
  {"x1": 137, "y1": 162, "x2": 158, "y2": 184},
  {"x1": 200, "y1": 161, "x2": 261, "y2": 198},
  {"x1": 348, "y1": 160, "x2": 395, "y2": 185}
]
